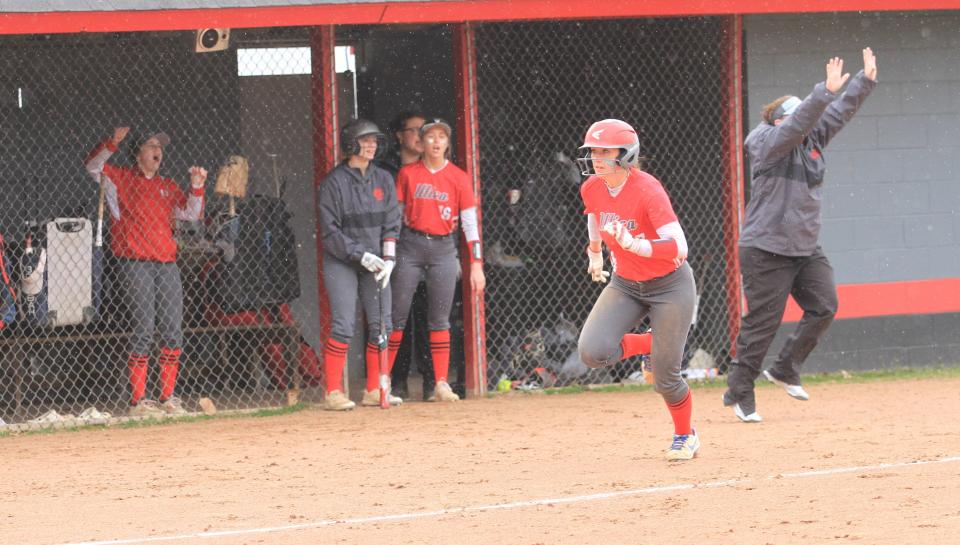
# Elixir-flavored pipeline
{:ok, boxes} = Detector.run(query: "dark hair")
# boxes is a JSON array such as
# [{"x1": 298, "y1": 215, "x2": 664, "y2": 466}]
[
  {"x1": 388, "y1": 110, "x2": 426, "y2": 142},
  {"x1": 762, "y1": 96, "x2": 793, "y2": 125}
]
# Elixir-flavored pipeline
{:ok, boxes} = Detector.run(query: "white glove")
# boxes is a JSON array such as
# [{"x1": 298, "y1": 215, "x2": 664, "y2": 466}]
[
  {"x1": 375, "y1": 259, "x2": 395, "y2": 289},
  {"x1": 602, "y1": 222, "x2": 651, "y2": 256},
  {"x1": 360, "y1": 252, "x2": 386, "y2": 273},
  {"x1": 586, "y1": 247, "x2": 609, "y2": 283}
]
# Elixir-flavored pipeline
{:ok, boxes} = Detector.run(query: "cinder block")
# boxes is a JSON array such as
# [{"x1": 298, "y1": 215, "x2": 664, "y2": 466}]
[
  {"x1": 878, "y1": 116, "x2": 928, "y2": 149},
  {"x1": 904, "y1": 214, "x2": 954, "y2": 246}
]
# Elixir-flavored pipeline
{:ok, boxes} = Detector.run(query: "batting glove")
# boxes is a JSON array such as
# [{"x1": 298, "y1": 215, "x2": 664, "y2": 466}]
[
  {"x1": 586, "y1": 246, "x2": 609, "y2": 283},
  {"x1": 602, "y1": 222, "x2": 651, "y2": 256},
  {"x1": 375, "y1": 259, "x2": 395, "y2": 289},
  {"x1": 360, "y1": 252, "x2": 386, "y2": 273}
]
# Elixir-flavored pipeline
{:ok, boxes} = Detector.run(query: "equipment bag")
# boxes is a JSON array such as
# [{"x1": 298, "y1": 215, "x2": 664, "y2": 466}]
[
  {"x1": 21, "y1": 218, "x2": 95, "y2": 327},
  {"x1": 213, "y1": 196, "x2": 300, "y2": 313},
  {"x1": 0, "y1": 233, "x2": 16, "y2": 329}
]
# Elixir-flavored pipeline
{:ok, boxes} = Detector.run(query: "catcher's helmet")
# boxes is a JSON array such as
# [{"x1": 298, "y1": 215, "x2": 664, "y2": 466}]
[
  {"x1": 341, "y1": 118, "x2": 386, "y2": 159},
  {"x1": 575, "y1": 119, "x2": 641, "y2": 176}
]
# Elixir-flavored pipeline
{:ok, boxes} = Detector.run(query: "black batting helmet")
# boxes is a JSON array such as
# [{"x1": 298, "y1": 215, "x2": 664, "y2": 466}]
[{"x1": 340, "y1": 118, "x2": 386, "y2": 160}]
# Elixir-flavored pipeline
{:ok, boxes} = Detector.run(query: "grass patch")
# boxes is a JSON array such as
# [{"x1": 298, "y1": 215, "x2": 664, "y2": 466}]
[
  {"x1": 502, "y1": 365, "x2": 960, "y2": 397},
  {"x1": 1, "y1": 402, "x2": 313, "y2": 438}
]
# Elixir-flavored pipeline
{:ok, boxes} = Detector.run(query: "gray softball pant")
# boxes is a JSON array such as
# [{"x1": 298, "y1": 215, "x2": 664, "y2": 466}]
[
  {"x1": 391, "y1": 229, "x2": 459, "y2": 332},
  {"x1": 578, "y1": 263, "x2": 696, "y2": 404},
  {"x1": 122, "y1": 259, "x2": 184, "y2": 355},
  {"x1": 323, "y1": 252, "x2": 391, "y2": 345}
]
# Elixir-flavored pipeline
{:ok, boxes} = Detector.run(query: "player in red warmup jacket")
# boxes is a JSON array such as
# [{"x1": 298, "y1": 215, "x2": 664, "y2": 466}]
[
  {"x1": 387, "y1": 119, "x2": 485, "y2": 402},
  {"x1": 576, "y1": 119, "x2": 699, "y2": 461}
]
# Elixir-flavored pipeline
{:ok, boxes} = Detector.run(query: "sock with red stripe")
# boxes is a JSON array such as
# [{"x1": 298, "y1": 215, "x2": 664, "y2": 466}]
[
  {"x1": 620, "y1": 332, "x2": 653, "y2": 360},
  {"x1": 365, "y1": 342, "x2": 382, "y2": 392},
  {"x1": 429, "y1": 329, "x2": 451, "y2": 383},
  {"x1": 387, "y1": 330, "x2": 404, "y2": 372},
  {"x1": 666, "y1": 390, "x2": 693, "y2": 436},
  {"x1": 127, "y1": 353, "x2": 149, "y2": 405},
  {"x1": 323, "y1": 338, "x2": 349, "y2": 393},
  {"x1": 158, "y1": 347, "x2": 182, "y2": 401}
]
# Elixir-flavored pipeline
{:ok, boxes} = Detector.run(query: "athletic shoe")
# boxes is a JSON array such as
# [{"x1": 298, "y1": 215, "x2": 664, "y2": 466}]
[
  {"x1": 732, "y1": 402, "x2": 762, "y2": 423},
  {"x1": 160, "y1": 397, "x2": 189, "y2": 415},
  {"x1": 129, "y1": 399, "x2": 165, "y2": 417},
  {"x1": 763, "y1": 369, "x2": 810, "y2": 401},
  {"x1": 427, "y1": 381, "x2": 460, "y2": 402},
  {"x1": 323, "y1": 391, "x2": 356, "y2": 411},
  {"x1": 361, "y1": 389, "x2": 403, "y2": 407},
  {"x1": 666, "y1": 429, "x2": 700, "y2": 461}
]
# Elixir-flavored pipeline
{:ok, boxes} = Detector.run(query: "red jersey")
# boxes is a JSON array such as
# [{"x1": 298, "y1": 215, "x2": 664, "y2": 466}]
[
  {"x1": 85, "y1": 140, "x2": 204, "y2": 263},
  {"x1": 396, "y1": 161, "x2": 476, "y2": 235},
  {"x1": 581, "y1": 168, "x2": 679, "y2": 282}
]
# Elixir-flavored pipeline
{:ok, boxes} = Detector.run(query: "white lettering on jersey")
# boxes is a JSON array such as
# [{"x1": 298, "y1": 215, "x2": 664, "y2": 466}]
[
  {"x1": 413, "y1": 183, "x2": 450, "y2": 202},
  {"x1": 598, "y1": 212, "x2": 637, "y2": 232}
]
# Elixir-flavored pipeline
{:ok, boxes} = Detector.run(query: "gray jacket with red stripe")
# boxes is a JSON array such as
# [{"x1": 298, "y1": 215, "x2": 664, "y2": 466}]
[{"x1": 740, "y1": 70, "x2": 877, "y2": 256}]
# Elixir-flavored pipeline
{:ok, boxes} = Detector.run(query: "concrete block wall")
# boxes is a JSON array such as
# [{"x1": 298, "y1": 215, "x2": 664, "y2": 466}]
[{"x1": 744, "y1": 11, "x2": 960, "y2": 284}]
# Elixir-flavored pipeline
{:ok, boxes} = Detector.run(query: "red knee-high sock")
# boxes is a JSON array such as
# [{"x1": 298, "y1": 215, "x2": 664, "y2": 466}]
[
  {"x1": 387, "y1": 330, "x2": 404, "y2": 371},
  {"x1": 158, "y1": 347, "x2": 182, "y2": 401},
  {"x1": 323, "y1": 338, "x2": 349, "y2": 393},
  {"x1": 620, "y1": 332, "x2": 653, "y2": 360},
  {"x1": 127, "y1": 353, "x2": 149, "y2": 405},
  {"x1": 429, "y1": 329, "x2": 451, "y2": 383},
  {"x1": 666, "y1": 390, "x2": 693, "y2": 436},
  {"x1": 365, "y1": 342, "x2": 381, "y2": 392}
]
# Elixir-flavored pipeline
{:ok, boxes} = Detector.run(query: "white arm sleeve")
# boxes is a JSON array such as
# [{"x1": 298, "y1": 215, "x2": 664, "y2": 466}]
[
  {"x1": 174, "y1": 191, "x2": 204, "y2": 221},
  {"x1": 586, "y1": 213, "x2": 601, "y2": 243},
  {"x1": 460, "y1": 206, "x2": 480, "y2": 242},
  {"x1": 655, "y1": 221, "x2": 688, "y2": 260}
]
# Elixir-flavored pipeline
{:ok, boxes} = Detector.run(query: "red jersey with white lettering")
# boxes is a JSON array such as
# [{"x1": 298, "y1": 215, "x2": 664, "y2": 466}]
[
  {"x1": 581, "y1": 168, "x2": 679, "y2": 282},
  {"x1": 396, "y1": 161, "x2": 476, "y2": 235}
]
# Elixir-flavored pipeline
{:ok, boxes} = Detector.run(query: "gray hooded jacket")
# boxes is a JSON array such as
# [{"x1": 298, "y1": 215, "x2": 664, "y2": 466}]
[
  {"x1": 318, "y1": 162, "x2": 401, "y2": 264},
  {"x1": 740, "y1": 70, "x2": 876, "y2": 256}
]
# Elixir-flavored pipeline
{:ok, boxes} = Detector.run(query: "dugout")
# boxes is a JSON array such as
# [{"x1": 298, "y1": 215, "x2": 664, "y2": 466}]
[{"x1": 0, "y1": 2, "x2": 957, "y2": 427}]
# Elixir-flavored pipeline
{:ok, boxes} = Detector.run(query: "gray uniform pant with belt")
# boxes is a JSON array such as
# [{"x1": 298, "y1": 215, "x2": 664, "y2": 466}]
[
  {"x1": 578, "y1": 263, "x2": 696, "y2": 405},
  {"x1": 725, "y1": 246, "x2": 837, "y2": 412},
  {"x1": 323, "y1": 252, "x2": 391, "y2": 345},
  {"x1": 122, "y1": 260, "x2": 184, "y2": 355},
  {"x1": 391, "y1": 230, "x2": 459, "y2": 333}
]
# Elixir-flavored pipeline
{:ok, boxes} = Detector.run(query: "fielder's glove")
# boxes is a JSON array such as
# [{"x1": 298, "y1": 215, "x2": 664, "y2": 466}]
[
  {"x1": 360, "y1": 252, "x2": 386, "y2": 273},
  {"x1": 375, "y1": 259, "x2": 395, "y2": 289},
  {"x1": 586, "y1": 246, "x2": 609, "y2": 283}
]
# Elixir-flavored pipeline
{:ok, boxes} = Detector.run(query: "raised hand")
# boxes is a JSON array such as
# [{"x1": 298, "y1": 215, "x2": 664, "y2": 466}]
[
  {"x1": 189, "y1": 166, "x2": 208, "y2": 188},
  {"x1": 862, "y1": 47, "x2": 877, "y2": 81},
  {"x1": 825, "y1": 56, "x2": 850, "y2": 93},
  {"x1": 112, "y1": 127, "x2": 130, "y2": 145}
]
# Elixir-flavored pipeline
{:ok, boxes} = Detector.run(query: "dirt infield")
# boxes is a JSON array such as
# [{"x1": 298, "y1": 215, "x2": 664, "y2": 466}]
[{"x1": 2, "y1": 376, "x2": 959, "y2": 545}]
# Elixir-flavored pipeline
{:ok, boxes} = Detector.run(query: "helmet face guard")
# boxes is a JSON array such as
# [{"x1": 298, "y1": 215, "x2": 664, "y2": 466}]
[{"x1": 575, "y1": 119, "x2": 640, "y2": 176}]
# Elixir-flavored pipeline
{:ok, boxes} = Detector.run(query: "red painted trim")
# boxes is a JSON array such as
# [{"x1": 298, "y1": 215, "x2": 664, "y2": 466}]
[
  {"x1": 310, "y1": 26, "x2": 336, "y2": 360},
  {"x1": 782, "y1": 278, "x2": 960, "y2": 322},
  {"x1": 453, "y1": 22, "x2": 488, "y2": 397},
  {"x1": 2, "y1": 1, "x2": 959, "y2": 35},
  {"x1": 720, "y1": 15, "x2": 746, "y2": 357}
]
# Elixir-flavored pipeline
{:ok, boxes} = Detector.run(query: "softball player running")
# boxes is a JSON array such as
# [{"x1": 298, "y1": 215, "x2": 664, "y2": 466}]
[
  {"x1": 576, "y1": 119, "x2": 698, "y2": 461},
  {"x1": 387, "y1": 118, "x2": 485, "y2": 402},
  {"x1": 318, "y1": 119, "x2": 402, "y2": 411}
]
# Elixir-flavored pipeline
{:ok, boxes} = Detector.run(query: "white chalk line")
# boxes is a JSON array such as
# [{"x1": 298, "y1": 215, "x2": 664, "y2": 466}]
[{"x1": 53, "y1": 455, "x2": 960, "y2": 545}]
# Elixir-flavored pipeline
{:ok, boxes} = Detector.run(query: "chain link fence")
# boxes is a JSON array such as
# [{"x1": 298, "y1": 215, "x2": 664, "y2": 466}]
[
  {"x1": 0, "y1": 17, "x2": 737, "y2": 428},
  {"x1": 0, "y1": 28, "x2": 328, "y2": 427},
  {"x1": 475, "y1": 18, "x2": 733, "y2": 389}
]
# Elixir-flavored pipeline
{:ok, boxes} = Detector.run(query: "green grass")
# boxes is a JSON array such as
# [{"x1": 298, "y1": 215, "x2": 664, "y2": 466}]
[
  {"x1": 0, "y1": 402, "x2": 313, "y2": 438},
  {"x1": 503, "y1": 364, "x2": 960, "y2": 396}
]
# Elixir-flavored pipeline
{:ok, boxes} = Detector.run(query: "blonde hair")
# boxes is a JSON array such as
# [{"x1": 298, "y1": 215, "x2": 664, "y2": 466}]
[{"x1": 761, "y1": 96, "x2": 793, "y2": 125}]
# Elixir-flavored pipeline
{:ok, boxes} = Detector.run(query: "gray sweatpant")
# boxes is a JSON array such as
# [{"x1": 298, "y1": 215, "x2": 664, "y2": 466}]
[
  {"x1": 578, "y1": 263, "x2": 696, "y2": 404},
  {"x1": 323, "y1": 252, "x2": 391, "y2": 345},
  {"x1": 391, "y1": 229, "x2": 459, "y2": 332},
  {"x1": 122, "y1": 260, "x2": 184, "y2": 355}
]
